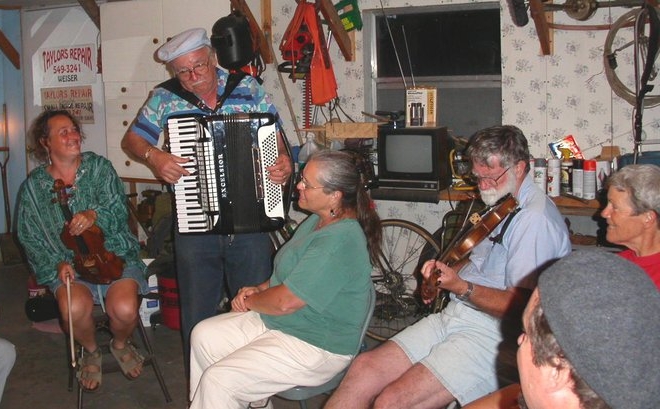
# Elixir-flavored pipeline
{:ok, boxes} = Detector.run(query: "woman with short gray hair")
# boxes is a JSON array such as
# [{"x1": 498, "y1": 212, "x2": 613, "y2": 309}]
[{"x1": 601, "y1": 164, "x2": 660, "y2": 287}]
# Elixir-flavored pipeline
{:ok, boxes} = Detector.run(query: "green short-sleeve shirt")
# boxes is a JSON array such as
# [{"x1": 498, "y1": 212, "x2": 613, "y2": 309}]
[{"x1": 261, "y1": 214, "x2": 373, "y2": 355}]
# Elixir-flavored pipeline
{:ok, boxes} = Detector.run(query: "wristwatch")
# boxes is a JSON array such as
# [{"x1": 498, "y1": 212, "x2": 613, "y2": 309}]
[{"x1": 457, "y1": 281, "x2": 474, "y2": 301}]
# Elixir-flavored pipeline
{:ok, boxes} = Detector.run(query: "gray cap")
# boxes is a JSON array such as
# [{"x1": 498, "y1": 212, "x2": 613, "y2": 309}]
[
  {"x1": 538, "y1": 249, "x2": 660, "y2": 409},
  {"x1": 156, "y1": 27, "x2": 211, "y2": 63}
]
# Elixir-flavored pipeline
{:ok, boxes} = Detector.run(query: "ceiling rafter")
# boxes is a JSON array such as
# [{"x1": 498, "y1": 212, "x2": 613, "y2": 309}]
[
  {"x1": 77, "y1": 0, "x2": 100, "y2": 30},
  {"x1": 0, "y1": 29, "x2": 20, "y2": 69}
]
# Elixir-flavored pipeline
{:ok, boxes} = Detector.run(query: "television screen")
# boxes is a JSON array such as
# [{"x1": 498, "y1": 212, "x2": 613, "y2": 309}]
[
  {"x1": 375, "y1": 126, "x2": 453, "y2": 195},
  {"x1": 373, "y1": 126, "x2": 453, "y2": 202},
  {"x1": 386, "y1": 134, "x2": 433, "y2": 173}
]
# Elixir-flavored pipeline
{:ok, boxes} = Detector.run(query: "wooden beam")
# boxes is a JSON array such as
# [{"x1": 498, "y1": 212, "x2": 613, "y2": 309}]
[
  {"x1": 230, "y1": 0, "x2": 273, "y2": 64},
  {"x1": 317, "y1": 0, "x2": 353, "y2": 61},
  {"x1": 0, "y1": 29, "x2": 19, "y2": 70},
  {"x1": 529, "y1": 0, "x2": 553, "y2": 55},
  {"x1": 261, "y1": 0, "x2": 272, "y2": 63},
  {"x1": 78, "y1": 0, "x2": 100, "y2": 30}
]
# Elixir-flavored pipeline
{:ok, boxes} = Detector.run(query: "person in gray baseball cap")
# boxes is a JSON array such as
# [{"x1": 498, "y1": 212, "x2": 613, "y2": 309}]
[{"x1": 464, "y1": 249, "x2": 660, "y2": 409}]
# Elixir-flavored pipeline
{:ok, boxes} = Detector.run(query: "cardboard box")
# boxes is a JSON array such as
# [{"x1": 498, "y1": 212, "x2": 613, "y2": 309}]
[
  {"x1": 594, "y1": 145, "x2": 621, "y2": 161},
  {"x1": 406, "y1": 86, "x2": 437, "y2": 127},
  {"x1": 325, "y1": 121, "x2": 381, "y2": 139},
  {"x1": 139, "y1": 259, "x2": 159, "y2": 327}
]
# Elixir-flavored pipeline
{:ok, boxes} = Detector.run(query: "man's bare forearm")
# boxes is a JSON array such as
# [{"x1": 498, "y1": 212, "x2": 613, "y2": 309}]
[{"x1": 121, "y1": 130, "x2": 153, "y2": 163}]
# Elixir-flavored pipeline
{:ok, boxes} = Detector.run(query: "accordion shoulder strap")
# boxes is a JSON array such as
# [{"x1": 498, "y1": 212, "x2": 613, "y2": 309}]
[
  {"x1": 157, "y1": 71, "x2": 248, "y2": 113},
  {"x1": 216, "y1": 71, "x2": 247, "y2": 112}
]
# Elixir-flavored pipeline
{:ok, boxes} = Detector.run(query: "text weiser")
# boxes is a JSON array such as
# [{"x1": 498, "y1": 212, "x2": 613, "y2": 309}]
[{"x1": 57, "y1": 74, "x2": 79, "y2": 83}]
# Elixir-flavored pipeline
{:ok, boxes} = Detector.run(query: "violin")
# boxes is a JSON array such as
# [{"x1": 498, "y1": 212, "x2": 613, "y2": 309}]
[
  {"x1": 420, "y1": 194, "x2": 519, "y2": 300},
  {"x1": 52, "y1": 179, "x2": 124, "y2": 284}
]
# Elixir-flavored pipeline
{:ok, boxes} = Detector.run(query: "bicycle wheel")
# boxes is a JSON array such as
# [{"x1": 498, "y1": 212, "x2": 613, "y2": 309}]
[
  {"x1": 367, "y1": 219, "x2": 442, "y2": 341},
  {"x1": 604, "y1": 7, "x2": 660, "y2": 107}
]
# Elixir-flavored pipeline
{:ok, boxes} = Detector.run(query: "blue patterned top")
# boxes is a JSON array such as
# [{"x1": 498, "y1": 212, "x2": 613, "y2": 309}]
[{"x1": 129, "y1": 68, "x2": 281, "y2": 146}]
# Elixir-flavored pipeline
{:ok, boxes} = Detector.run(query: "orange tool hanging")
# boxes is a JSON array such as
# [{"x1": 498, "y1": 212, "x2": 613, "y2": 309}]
[{"x1": 279, "y1": 1, "x2": 338, "y2": 106}]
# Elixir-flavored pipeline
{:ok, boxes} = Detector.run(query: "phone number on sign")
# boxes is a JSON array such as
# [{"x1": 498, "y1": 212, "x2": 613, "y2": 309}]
[{"x1": 52, "y1": 64, "x2": 83, "y2": 74}]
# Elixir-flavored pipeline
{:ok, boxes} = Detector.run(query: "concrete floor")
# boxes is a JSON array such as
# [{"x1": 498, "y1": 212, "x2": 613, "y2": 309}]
[{"x1": 0, "y1": 260, "x2": 330, "y2": 409}]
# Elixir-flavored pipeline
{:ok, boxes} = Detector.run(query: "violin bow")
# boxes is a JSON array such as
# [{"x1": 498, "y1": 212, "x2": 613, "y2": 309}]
[{"x1": 66, "y1": 276, "x2": 76, "y2": 368}]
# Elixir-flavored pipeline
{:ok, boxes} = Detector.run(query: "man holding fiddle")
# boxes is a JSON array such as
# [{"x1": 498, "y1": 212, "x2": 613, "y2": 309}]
[{"x1": 325, "y1": 125, "x2": 571, "y2": 408}]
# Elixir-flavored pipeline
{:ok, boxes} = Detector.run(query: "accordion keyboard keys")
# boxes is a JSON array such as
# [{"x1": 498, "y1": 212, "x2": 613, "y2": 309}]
[{"x1": 168, "y1": 116, "x2": 217, "y2": 233}]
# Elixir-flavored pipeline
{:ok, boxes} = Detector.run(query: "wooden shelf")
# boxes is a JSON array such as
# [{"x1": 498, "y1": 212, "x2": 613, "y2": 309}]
[
  {"x1": 438, "y1": 186, "x2": 480, "y2": 202},
  {"x1": 551, "y1": 195, "x2": 602, "y2": 217},
  {"x1": 438, "y1": 187, "x2": 602, "y2": 217}
]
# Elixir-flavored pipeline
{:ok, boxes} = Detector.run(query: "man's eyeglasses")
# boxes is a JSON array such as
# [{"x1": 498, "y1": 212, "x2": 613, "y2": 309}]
[
  {"x1": 175, "y1": 56, "x2": 211, "y2": 80},
  {"x1": 299, "y1": 176, "x2": 324, "y2": 190},
  {"x1": 470, "y1": 166, "x2": 511, "y2": 188}
]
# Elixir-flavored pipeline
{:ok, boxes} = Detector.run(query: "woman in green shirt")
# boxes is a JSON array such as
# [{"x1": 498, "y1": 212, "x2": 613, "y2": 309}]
[
  {"x1": 188, "y1": 150, "x2": 382, "y2": 409},
  {"x1": 17, "y1": 110, "x2": 147, "y2": 392}
]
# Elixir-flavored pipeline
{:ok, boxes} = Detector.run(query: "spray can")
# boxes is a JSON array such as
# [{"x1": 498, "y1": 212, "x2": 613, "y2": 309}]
[
  {"x1": 572, "y1": 159, "x2": 584, "y2": 198},
  {"x1": 547, "y1": 158, "x2": 561, "y2": 197},
  {"x1": 533, "y1": 158, "x2": 547, "y2": 193},
  {"x1": 583, "y1": 160, "x2": 597, "y2": 200}
]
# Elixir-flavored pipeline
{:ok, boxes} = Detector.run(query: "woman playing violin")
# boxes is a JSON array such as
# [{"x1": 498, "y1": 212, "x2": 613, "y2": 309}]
[{"x1": 17, "y1": 110, "x2": 148, "y2": 392}]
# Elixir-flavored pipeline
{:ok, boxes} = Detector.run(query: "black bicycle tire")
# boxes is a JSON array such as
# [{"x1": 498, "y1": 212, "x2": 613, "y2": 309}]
[{"x1": 367, "y1": 219, "x2": 441, "y2": 342}]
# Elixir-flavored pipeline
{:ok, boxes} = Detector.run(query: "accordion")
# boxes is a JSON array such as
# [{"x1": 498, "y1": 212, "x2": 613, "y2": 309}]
[{"x1": 166, "y1": 113, "x2": 286, "y2": 234}]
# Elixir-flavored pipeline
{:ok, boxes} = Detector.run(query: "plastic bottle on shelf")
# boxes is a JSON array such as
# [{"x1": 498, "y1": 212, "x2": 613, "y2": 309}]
[{"x1": 297, "y1": 134, "x2": 323, "y2": 173}]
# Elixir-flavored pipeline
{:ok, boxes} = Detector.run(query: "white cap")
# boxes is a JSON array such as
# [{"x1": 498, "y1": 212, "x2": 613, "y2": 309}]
[{"x1": 156, "y1": 27, "x2": 211, "y2": 63}]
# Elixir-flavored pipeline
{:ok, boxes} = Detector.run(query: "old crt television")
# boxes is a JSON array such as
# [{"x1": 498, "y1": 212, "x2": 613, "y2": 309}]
[{"x1": 376, "y1": 126, "x2": 453, "y2": 191}]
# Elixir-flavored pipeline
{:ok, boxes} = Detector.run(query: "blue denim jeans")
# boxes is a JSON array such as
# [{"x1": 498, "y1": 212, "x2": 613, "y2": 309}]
[{"x1": 174, "y1": 231, "x2": 274, "y2": 369}]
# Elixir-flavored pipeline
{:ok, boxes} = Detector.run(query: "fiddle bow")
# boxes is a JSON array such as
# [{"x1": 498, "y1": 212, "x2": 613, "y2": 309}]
[
  {"x1": 420, "y1": 194, "x2": 519, "y2": 300},
  {"x1": 52, "y1": 179, "x2": 124, "y2": 284}
]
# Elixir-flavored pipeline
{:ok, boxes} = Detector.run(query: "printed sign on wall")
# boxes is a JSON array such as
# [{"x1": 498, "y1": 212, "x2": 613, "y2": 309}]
[
  {"x1": 41, "y1": 44, "x2": 97, "y2": 86},
  {"x1": 41, "y1": 86, "x2": 95, "y2": 124}
]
